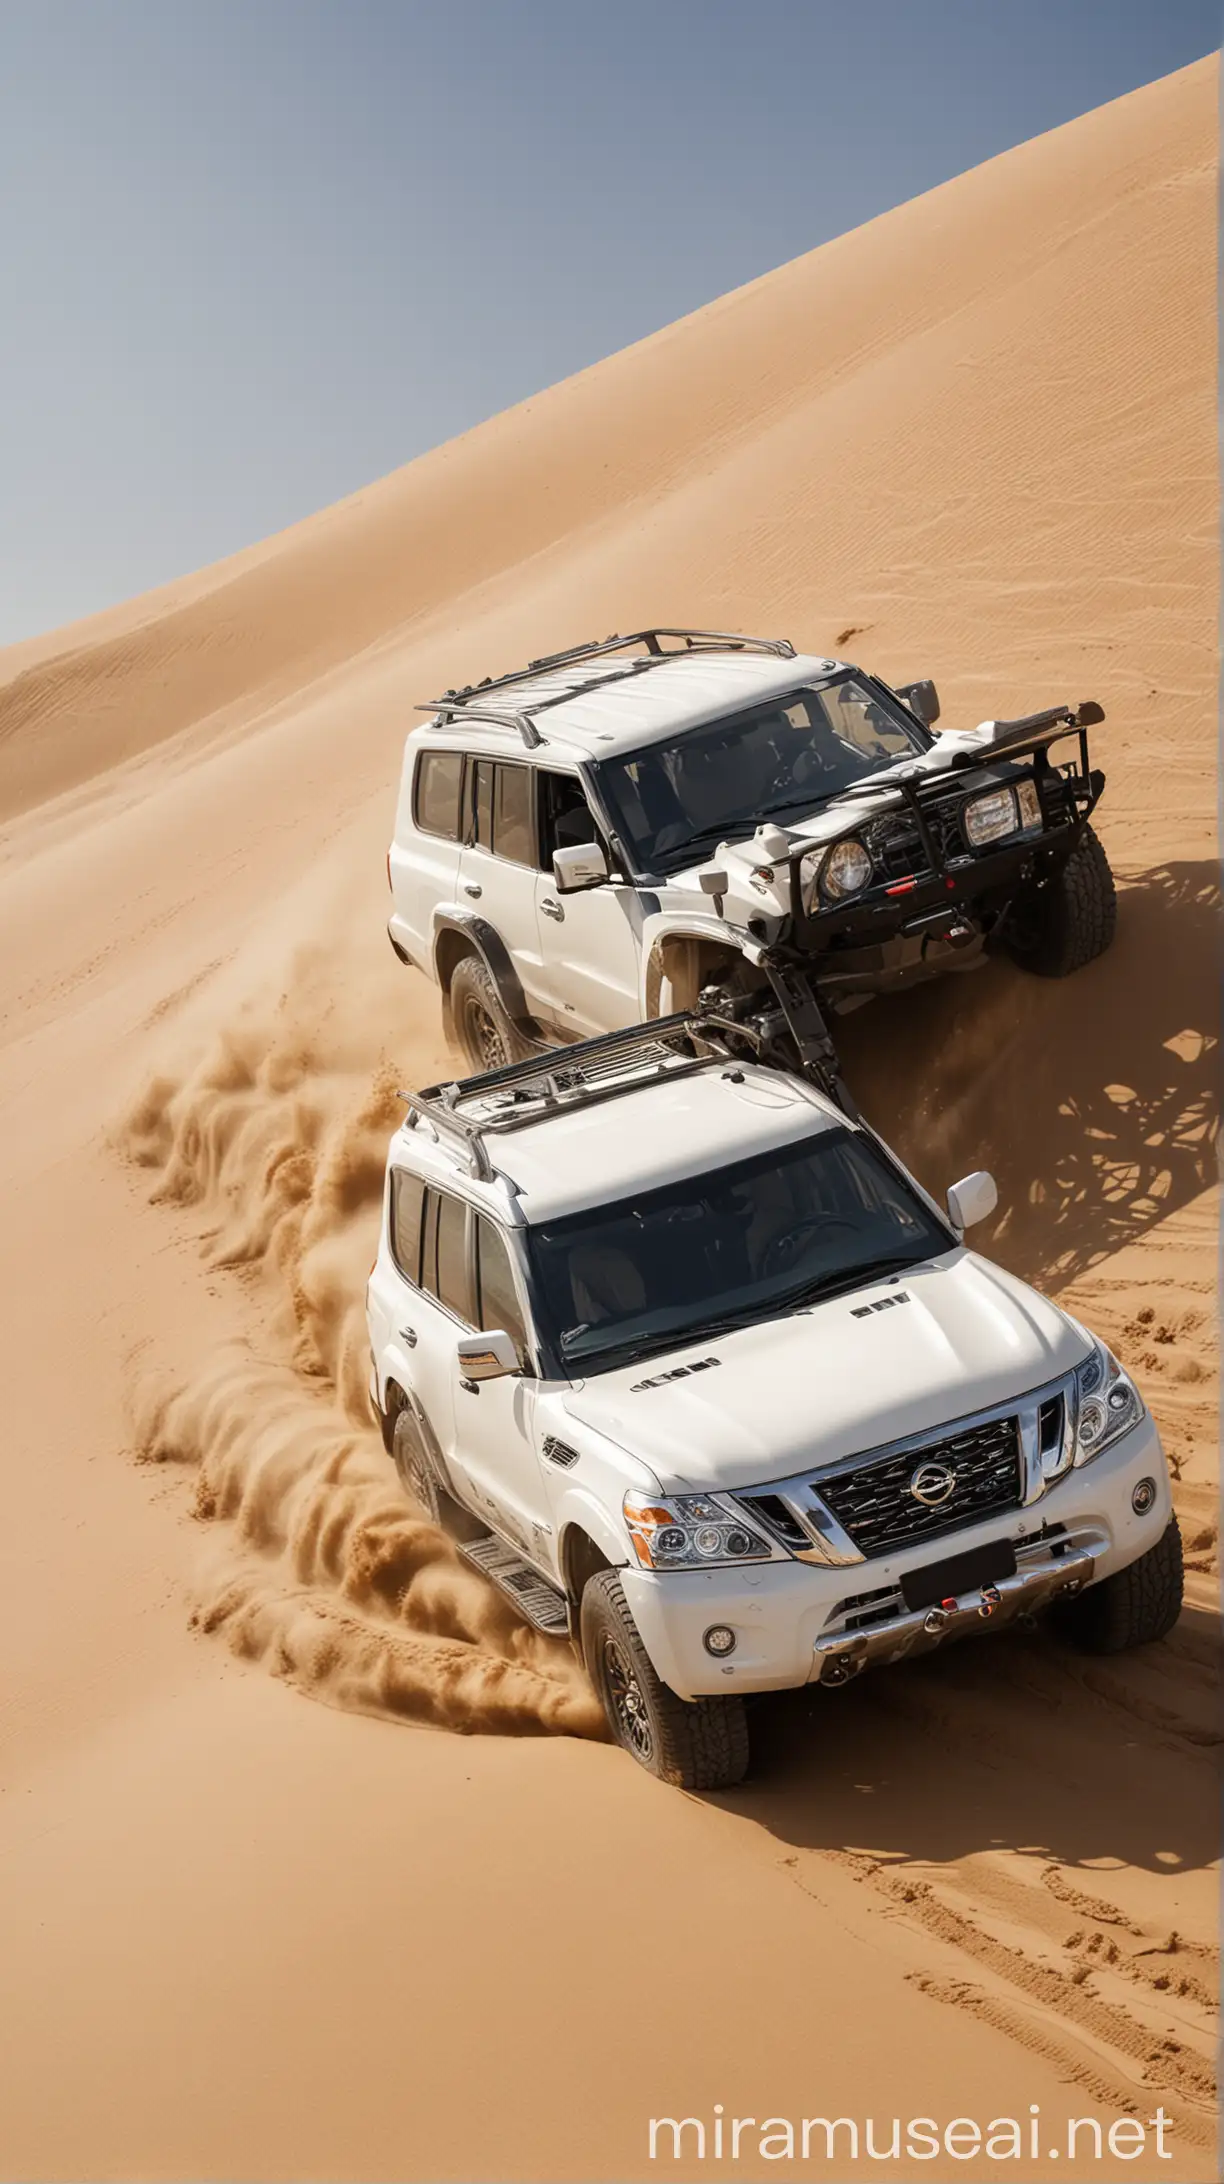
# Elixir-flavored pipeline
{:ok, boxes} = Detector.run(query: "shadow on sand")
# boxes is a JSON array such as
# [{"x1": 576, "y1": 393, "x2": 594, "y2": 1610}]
[
  {"x1": 837, "y1": 860, "x2": 1220, "y2": 1290},
  {"x1": 715, "y1": 1603, "x2": 1220, "y2": 1878}
]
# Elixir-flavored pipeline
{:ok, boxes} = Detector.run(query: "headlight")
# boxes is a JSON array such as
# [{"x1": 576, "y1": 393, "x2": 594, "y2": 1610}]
[
  {"x1": 624, "y1": 1491, "x2": 778, "y2": 1569},
  {"x1": 1015, "y1": 779, "x2": 1042, "y2": 830},
  {"x1": 1073, "y1": 1341, "x2": 1144, "y2": 1464},
  {"x1": 804, "y1": 837, "x2": 874, "y2": 906},
  {"x1": 964, "y1": 786, "x2": 1020, "y2": 847}
]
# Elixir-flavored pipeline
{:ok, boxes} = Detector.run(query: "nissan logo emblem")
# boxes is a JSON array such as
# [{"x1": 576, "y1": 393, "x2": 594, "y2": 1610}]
[{"x1": 909, "y1": 1460, "x2": 957, "y2": 1506}]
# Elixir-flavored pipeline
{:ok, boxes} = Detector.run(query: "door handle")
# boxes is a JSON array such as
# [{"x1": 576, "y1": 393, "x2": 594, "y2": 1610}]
[
  {"x1": 398, "y1": 1324, "x2": 418, "y2": 1348},
  {"x1": 463, "y1": 882, "x2": 482, "y2": 899},
  {"x1": 540, "y1": 897, "x2": 564, "y2": 920}
]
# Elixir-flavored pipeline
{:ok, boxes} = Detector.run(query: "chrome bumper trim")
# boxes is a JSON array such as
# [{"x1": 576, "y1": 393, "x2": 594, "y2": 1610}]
[{"x1": 811, "y1": 1542, "x2": 1100, "y2": 1686}]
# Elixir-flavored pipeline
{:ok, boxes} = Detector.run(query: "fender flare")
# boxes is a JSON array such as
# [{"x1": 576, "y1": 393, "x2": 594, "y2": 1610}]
[{"x1": 431, "y1": 910, "x2": 536, "y2": 1036}]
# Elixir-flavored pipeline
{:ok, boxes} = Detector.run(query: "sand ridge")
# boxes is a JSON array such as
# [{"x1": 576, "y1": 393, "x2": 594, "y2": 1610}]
[{"x1": 0, "y1": 54, "x2": 1217, "y2": 2184}]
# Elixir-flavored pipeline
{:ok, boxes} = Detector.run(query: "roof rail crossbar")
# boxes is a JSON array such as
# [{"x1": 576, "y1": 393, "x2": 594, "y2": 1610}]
[
  {"x1": 416, "y1": 627, "x2": 796, "y2": 726},
  {"x1": 403, "y1": 1012, "x2": 764, "y2": 1162},
  {"x1": 415, "y1": 703, "x2": 544, "y2": 749},
  {"x1": 397, "y1": 1088, "x2": 495, "y2": 1179}
]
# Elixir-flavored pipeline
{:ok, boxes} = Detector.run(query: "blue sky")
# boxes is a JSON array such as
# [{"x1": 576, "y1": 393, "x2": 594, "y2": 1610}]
[{"x1": 1, "y1": 0, "x2": 1218, "y2": 646}]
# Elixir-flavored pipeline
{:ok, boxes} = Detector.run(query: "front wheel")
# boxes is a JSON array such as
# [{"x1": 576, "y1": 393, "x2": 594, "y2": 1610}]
[
  {"x1": 1005, "y1": 823, "x2": 1117, "y2": 976},
  {"x1": 1051, "y1": 1517, "x2": 1183, "y2": 1655},
  {"x1": 580, "y1": 1570, "x2": 750, "y2": 1789}
]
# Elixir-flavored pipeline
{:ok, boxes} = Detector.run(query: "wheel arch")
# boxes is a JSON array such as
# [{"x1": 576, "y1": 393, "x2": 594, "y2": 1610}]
[
  {"x1": 559, "y1": 1513, "x2": 628, "y2": 1605},
  {"x1": 639, "y1": 915, "x2": 745, "y2": 1018},
  {"x1": 431, "y1": 911, "x2": 535, "y2": 1034}
]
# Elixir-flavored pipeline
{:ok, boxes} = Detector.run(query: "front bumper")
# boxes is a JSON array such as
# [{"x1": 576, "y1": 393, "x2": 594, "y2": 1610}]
[{"x1": 620, "y1": 1410, "x2": 1171, "y2": 1700}]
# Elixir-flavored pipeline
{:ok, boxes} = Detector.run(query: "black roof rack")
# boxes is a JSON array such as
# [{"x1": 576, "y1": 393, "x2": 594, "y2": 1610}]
[
  {"x1": 416, "y1": 627, "x2": 796, "y2": 744},
  {"x1": 398, "y1": 1011, "x2": 764, "y2": 1176}
]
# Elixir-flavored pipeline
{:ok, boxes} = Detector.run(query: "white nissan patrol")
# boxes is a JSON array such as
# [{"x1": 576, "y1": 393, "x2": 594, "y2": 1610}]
[
  {"x1": 386, "y1": 628, "x2": 1114, "y2": 1115},
  {"x1": 366, "y1": 1016, "x2": 1181, "y2": 1789}
]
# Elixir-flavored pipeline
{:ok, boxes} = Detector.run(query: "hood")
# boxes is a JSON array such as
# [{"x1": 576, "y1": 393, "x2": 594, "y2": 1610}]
[{"x1": 560, "y1": 1251, "x2": 1087, "y2": 1493}]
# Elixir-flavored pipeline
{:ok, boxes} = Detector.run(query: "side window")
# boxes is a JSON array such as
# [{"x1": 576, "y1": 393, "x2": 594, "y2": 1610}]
[
  {"x1": 435, "y1": 1192, "x2": 474, "y2": 1322},
  {"x1": 471, "y1": 759, "x2": 494, "y2": 850},
  {"x1": 475, "y1": 1216, "x2": 528, "y2": 1359},
  {"x1": 538, "y1": 770, "x2": 599, "y2": 868},
  {"x1": 493, "y1": 764, "x2": 533, "y2": 865},
  {"x1": 469, "y1": 761, "x2": 533, "y2": 865},
  {"x1": 414, "y1": 750, "x2": 465, "y2": 839},
  {"x1": 390, "y1": 1170, "x2": 426, "y2": 1283}
]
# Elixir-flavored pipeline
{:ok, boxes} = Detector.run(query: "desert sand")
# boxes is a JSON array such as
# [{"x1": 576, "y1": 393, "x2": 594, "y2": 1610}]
[{"x1": 0, "y1": 56, "x2": 1217, "y2": 2184}]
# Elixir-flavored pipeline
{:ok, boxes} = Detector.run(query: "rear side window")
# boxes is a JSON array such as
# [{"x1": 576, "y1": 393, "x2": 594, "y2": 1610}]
[
  {"x1": 470, "y1": 760, "x2": 533, "y2": 865},
  {"x1": 414, "y1": 750, "x2": 464, "y2": 839},
  {"x1": 389, "y1": 1170, "x2": 426, "y2": 1282},
  {"x1": 435, "y1": 1192, "x2": 474, "y2": 1322},
  {"x1": 475, "y1": 1216, "x2": 528, "y2": 1358}
]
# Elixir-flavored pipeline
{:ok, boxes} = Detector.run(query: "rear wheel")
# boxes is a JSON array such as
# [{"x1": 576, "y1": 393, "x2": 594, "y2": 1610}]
[
  {"x1": 580, "y1": 1570, "x2": 750, "y2": 1789},
  {"x1": 1051, "y1": 1518, "x2": 1183, "y2": 1655},
  {"x1": 1006, "y1": 823, "x2": 1117, "y2": 977},
  {"x1": 449, "y1": 955, "x2": 530, "y2": 1075}
]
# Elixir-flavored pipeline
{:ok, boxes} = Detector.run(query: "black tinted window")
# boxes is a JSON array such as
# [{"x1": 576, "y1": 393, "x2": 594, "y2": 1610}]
[
  {"x1": 414, "y1": 751, "x2": 464, "y2": 840},
  {"x1": 390, "y1": 1171, "x2": 425, "y2": 1282},
  {"x1": 476, "y1": 1216, "x2": 527, "y2": 1357},
  {"x1": 436, "y1": 1193, "x2": 473, "y2": 1321}
]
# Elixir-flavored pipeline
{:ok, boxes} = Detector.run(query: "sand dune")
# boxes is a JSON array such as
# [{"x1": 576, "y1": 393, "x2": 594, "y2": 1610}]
[{"x1": 0, "y1": 56, "x2": 1217, "y2": 2183}]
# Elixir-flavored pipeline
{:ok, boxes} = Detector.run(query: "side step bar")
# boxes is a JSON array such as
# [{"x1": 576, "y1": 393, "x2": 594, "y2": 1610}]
[{"x1": 457, "y1": 1531, "x2": 570, "y2": 1636}]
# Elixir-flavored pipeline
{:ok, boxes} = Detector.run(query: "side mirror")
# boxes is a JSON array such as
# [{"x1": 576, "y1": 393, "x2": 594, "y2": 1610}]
[
  {"x1": 553, "y1": 841, "x2": 609, "y2": 894},
  {"x1": 896, "y1": 678, "x2": 941, "y2": 728},
  {"x1": 946, "y1": 1170, "x2": 998, "y2": 1234},
  {"x1": 456, "y1": 1330, "x2": 520, "y2": 1382}
]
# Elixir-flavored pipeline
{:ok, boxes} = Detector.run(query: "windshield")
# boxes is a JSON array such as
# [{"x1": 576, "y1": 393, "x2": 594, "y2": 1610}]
[
  {"x1": 526, "y1": 1127, "x2": 951, "y2": 1375},
  {"x1": 593, "y1": 675, "x2": 929, "y2": 876}
]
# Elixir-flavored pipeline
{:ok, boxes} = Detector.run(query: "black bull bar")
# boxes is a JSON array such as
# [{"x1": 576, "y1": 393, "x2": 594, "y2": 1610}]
[{"x1": 785, "y1": 701, "x2": 1105, "y2": 935}]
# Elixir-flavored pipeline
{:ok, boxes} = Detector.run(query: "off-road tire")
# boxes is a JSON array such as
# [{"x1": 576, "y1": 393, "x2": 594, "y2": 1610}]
[
  {"x1": 1006, "y1": 823, "x2": 1117, "y2": 977},
  {"x1": 449, "y1": 955, "x2": 530, "y2": 1075},
  {"x1": 391, "y1": 1404, "x2": 483, "y2": 1542},
  {"x1": 580, "y1": 1569, "x2": 750, "y2": 1789},
  {"x1": 1051, "y1": 1517, "x2": 1183, "y2": 1655}
]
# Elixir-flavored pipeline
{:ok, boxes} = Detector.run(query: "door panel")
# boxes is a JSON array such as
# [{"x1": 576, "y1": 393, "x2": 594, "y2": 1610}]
[
  {"x1": 447, "y1": 1210, "x2": 553, "y2": 1567},
  {"x1": 457, "y1": 758, "x2": 548, "y2": 1010},
  {"x1": 533, "y1": 879, "x2": 642, "y2": 1035},
  {"x1": 532, "y1": 767, "x2": 642, "y2": 1035}
]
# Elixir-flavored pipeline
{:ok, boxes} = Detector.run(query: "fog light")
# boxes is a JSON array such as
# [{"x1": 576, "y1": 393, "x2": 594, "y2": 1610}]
[
  {"x1": 703, "y1": 1624, "x2": 736, "y2": 1657},
  {"x1": 1132, "y1": 1477, "x2": 1157, "y2": 1515}
]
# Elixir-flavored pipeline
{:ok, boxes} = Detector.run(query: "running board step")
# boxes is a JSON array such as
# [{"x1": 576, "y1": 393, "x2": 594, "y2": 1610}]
[{"x1": 457, "y1": 1532, "x2": 570, "y2": 1635}]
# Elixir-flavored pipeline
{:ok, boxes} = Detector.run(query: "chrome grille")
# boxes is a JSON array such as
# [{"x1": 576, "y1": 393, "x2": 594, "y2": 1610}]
[{"x1": 816, "y1": 1414, "x2": 1022, "y2": 1558}]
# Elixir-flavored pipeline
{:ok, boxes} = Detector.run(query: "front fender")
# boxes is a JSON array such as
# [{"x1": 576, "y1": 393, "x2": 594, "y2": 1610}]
[{"x1": 555, "y1": 1488, "x2": 633, "y2": 1577}]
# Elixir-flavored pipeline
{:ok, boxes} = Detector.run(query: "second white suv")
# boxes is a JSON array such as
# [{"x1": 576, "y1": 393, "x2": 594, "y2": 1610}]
[
  {"x1": 366, "y1": 1015, "x2": 1181, "y2": 1789},
  {"x1": 386, "y1": 628, "x2": 1114, "y2": 1112}
]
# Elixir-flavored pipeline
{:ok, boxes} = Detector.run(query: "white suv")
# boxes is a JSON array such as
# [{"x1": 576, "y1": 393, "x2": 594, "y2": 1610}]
[
  {"x1": 386, "y1": 628, "x2": 1114, "y2": 1112},
  {"x1": 366, "y1": 1017, "x2": 1181, "y2": 1789}
]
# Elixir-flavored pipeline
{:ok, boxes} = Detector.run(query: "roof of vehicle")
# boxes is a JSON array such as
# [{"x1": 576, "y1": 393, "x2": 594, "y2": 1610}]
[
  {"x1": 390, "y1": 1054, "x2": 847, "y2": 1223},
  {"x1": 410, "y1": 642, "x2": 853, "y2": 766}
]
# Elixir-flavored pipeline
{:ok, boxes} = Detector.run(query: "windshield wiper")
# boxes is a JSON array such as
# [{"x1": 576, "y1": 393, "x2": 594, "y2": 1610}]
[{"x1": 781, "y1": 1252, "x2": 927, "y2": 1311}]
